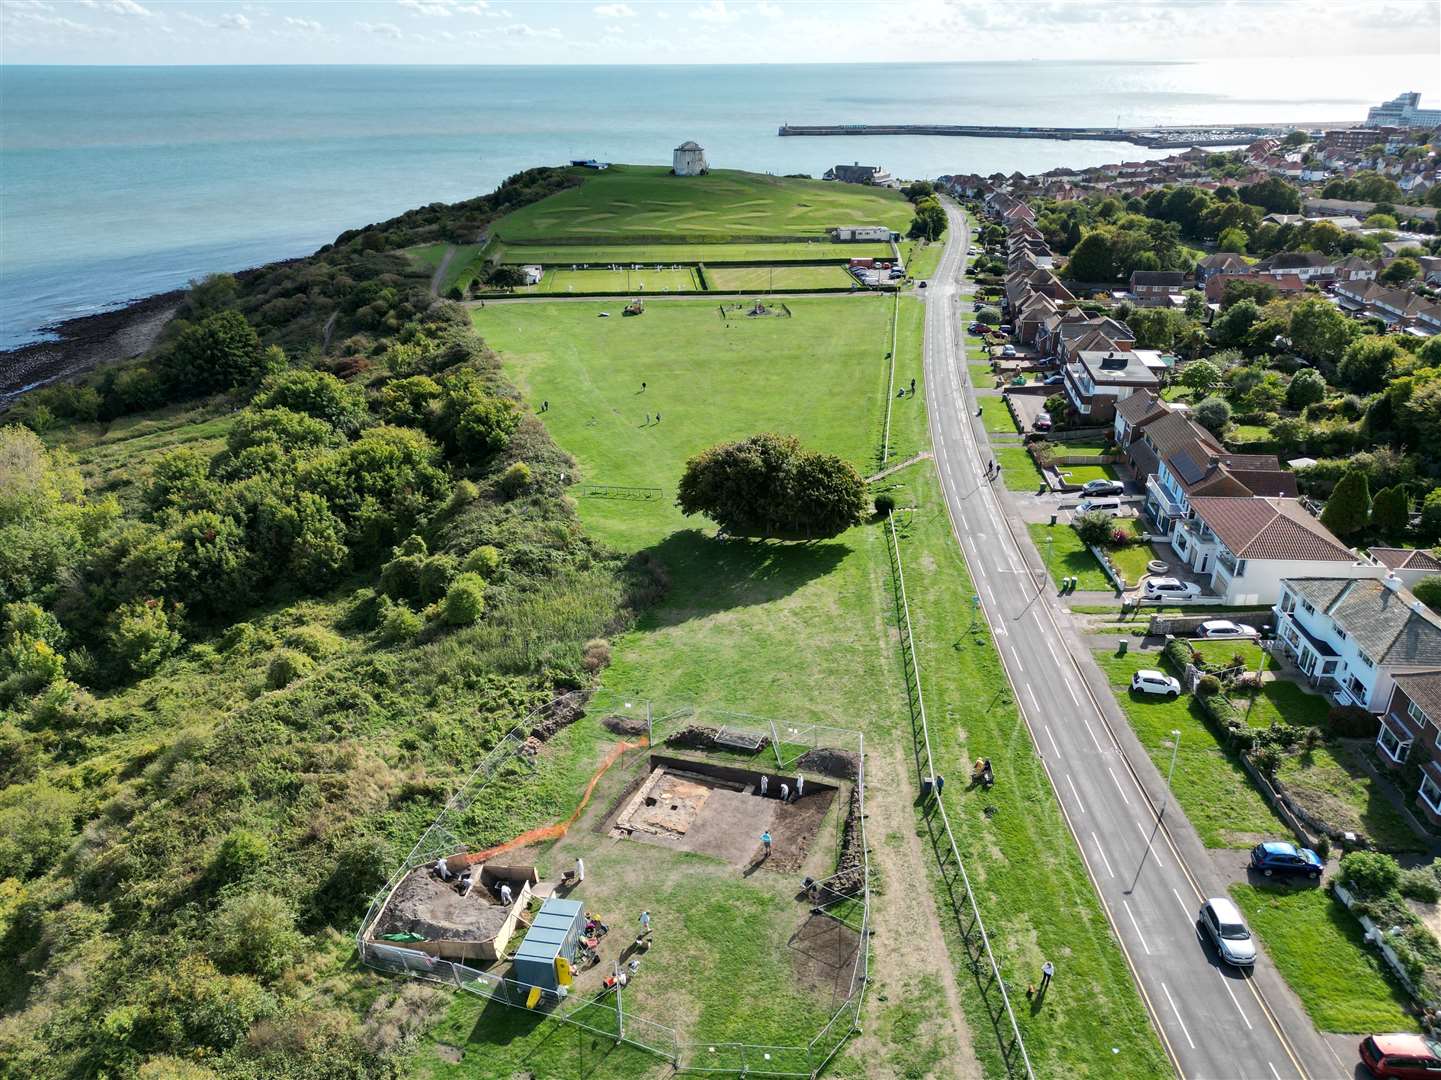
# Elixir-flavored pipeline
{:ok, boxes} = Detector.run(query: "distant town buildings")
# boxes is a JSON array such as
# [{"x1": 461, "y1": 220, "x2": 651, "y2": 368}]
[
  {"x1": 823, "y1": 162, "x2": 896, "y2": 187},
  {"x1": 1366, "y1": 92, "x2": 1441, "y2": 130},
  {"x1": 672, "y1": 140, "x2": 708, "y2": 177}
]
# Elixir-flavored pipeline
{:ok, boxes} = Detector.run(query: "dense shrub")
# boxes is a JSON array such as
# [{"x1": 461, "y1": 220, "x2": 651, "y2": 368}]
[
  {"x1": 461, "y1": 544, "x2": 501, "y2": 578},
  {"x1": 252, "y1": 369, "x2": 369, "y2": 436},
  {"x1": 441, "y1": 573, "x2": 487, "y2": 625},
  {"x1": 1072, "y1": 511, "x2": 1114, "y2": 547},
  {"x1": 0, "y1": 780, "x2": 79, "y2": 881},
  {"x1": 1325, "y1": 705, "x2": 1379, "y2": 739},
  {"x1": 210, "y1": 828, "x2": 270, "y2": 884},
  {"x1": 209, "y1": 891, "x2": 302, "y2": 982},
  {"x1": 266, "y1": 649, "x2": 315, "y2": 689},
  {"x1": 500, "y1": 461, "x2": 533, "y2": 496},
  {"x1": 417, "y1": 554, "x2": 459, "y2": 604},
  {"x1": 1196, "y1": 674, "x2": 1221, "y2": 696},
  {"x1": 1339, "y1": 850, "x2": 1401, "y2": 897},
  {"x1": 106, "y1": 600, "x2": 183, "y2": 678},
  {"x1": 1402, "y1": 867, "x2": 1441, "y2": 904},
  {"x1": 377, "y1": 597, "x2": 424, "y2": 643},
  {"x1": 874, "y1": 493, "x2": 896, "y2": 517},
  {"x1": 1162, "y1": 638, "x2": 1195, "y2": 675}
]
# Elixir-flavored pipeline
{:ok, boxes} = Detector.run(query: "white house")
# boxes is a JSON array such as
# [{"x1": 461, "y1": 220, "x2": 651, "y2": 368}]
[
  {"x1": 1170, "y1": 497, "x2": 1373, "y2": 605},
  {"x1": 520, "y1": 265, "x2": 544, "y2": 286},
  {"x1": 1273, "y1": 575, "x2": 1441, "y2": 710},
  {"x1": 833, "y1": 225, "x2": 896, "y2": 242},
  {"x1": 673, "y1": 140, "x2": 708, "y2": 176}
]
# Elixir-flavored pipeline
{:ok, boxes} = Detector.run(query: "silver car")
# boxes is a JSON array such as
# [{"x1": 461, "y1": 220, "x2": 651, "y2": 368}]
[
  {"x1": 1195, "y1": 620, "x2": 1261, "y2": 640},
  {"x1": 1198, "y1": 897, "x2": 1256, "y2": 968}
]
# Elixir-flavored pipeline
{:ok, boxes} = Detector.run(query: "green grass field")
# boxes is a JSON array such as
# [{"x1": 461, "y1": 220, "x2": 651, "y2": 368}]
[
  {"x1": 978, "y1": 395, "x2": 1018, "y2": 434},
  {"x1": 493, "y1": 240, "x2": 895, "y2": 264},
  {"x1": 518, "y1": 266, "x2": 702, "y2": 294},
  {"x1": 493, "y1": 166, "x2": 912, "y2": 243},
  {"x1": 1274, "y1": 742, "x2": 1422, "y2": 851},
  {"x1": 900, "y1": 238, "x2": 944, "y2": 280},
  {"x1": 1095, "y1": 652, "x2": 1286, "y2": 848},
  {"x1": 704, "y1": 264, "x2": 859, "y2": 291},
  {"x1": 1027, "y1": 523, "x2": 1112, "y2": 592},
  {"x1": 1230, "y1": 884, "x2": 1416, "y2": 1033},
  {"x1": 467, "y1": 290, "x2": 1168, "y2": 1077},
  {"x1": 996, "y1": 445, "x2": 1044, "y2": 490},
  {"x1": 1107, "y1": 543, "x2": 1155, "y2": 587},
  {"x1": 969, "y1": 364, "x2": 997, "y2": 389}
]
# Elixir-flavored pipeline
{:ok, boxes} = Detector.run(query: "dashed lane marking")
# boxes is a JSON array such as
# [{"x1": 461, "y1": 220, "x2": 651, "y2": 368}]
[
  {"x1": 1091, "y1": 832, "x2": 1115, "y2": 878},
  {"x1": 1066, "y1": 773, "x2": 1085, "y2": 813},
  {"x1": 1123, "y1": 900, "x2": 1152, "y2": 955},
  {"x1": 1161, "y1": 982, "x2": 1196, "y2": 1050}
]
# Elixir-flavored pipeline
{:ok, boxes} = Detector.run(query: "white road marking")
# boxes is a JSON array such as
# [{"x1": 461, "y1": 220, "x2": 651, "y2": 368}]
[
  {"x1": 1136, "y1": 820, "x2": 1165, "y2": 869},
  {"x1": 1161, "y1": 982, "x2": 1196, "y2": 1049},
  {"x1": 1065, "y1": 773, "x2": 1085, "y2": 813},
  {"x1": 1044, "y1": 725, "x2": 1060, "y2": 756},
  {"x1": 1091, "y1": 832, "x2": 1115, "y2": 878},
  {"x1": 1009, "y1": 646, "x2": 1025, "y2": 673},
  {"x1": 1123, "y1": 900, "x2": 1152, "y2": 954},
  {"x1": 1220, "y1": 974, "x2": 1253, "y2": 1030},
  {"x1": 1080, "y1": 713, "x2": 1104, "y2": 752},
  {"x1": 1172, "y1": 887, "x2": 1193, "y2": 919},
  {"x1": 1267, "y1": 1062, "x2": 1282, "y2": 1080},
  {"x1": 1025, "y1": 684, "x2": 1039, "y2": 713},
  {"x1": 1107, "y1": 767, "x2": 1132, "y2": 806},
  {"x1": 1064, "y1": 677, "x2": 1080, "y2": 707},
  {"x1": 982, "y1": 582, "x2": 994, "y2": 605}
]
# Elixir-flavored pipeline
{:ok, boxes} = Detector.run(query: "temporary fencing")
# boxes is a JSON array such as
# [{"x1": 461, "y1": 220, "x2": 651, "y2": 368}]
[
  {"x1": 883, "y1": 515, "x2": 1035, "y2": 1079},
  {"x1": 356, "y1": 689, "x2": 871, "y2": 1078}
]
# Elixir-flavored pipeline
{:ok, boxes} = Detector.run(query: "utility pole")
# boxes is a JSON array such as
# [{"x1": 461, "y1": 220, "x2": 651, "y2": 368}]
[{"x1": 1163, "y1": 729, "x2": 1181, "y2": 813}]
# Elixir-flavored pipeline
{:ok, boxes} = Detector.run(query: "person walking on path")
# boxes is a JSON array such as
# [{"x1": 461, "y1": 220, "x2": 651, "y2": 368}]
[
  {"x1": 639, "y1": 910, "x2": 651, "y2": 936},
  {"x1": 655, "y1": 412, "x2": 660, "y2": 423},
  {"x1": 1040, "y1": 961, "x2": 1054, "y2": 991},
  {"x1": 641, "y1": 381, "x2": 647, "y2": 393},
  {"x1": 761, "y1": 831, "x2": 773, "y2": 858},
  {"x1": 909, "y1": 378, "x2": 916, "y2": 395},
  {"x1": 795, "y1": 775, "x2": 804, "y2": 800}
]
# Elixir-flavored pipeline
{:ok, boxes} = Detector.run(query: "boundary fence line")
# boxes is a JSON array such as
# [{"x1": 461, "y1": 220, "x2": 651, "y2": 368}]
[
  {"x1": 356, "y1": 690, "x2": 871, "y2": 1078},
  {"x1": 883, "y1": 516, "x2": 1035, "y2": 1079},
  {"x1": 576, "y1": 483, "x2": 665, "y2": 501}
]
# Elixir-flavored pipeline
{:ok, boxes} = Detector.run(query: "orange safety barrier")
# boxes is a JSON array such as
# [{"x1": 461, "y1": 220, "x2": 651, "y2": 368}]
[{"x1": 468, "y1": 738, "x2": 646, "y2": 863}]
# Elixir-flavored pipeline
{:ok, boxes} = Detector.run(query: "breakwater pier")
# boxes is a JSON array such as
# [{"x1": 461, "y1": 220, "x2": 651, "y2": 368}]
[{"x1": 777, "y1": 122, "x2": 1350, "y2": 149}]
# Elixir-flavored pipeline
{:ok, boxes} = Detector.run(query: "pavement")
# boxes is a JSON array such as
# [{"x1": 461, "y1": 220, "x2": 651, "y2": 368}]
[{"x1": 921, "y1": 199, "x2": 1349, "y2": 1080}]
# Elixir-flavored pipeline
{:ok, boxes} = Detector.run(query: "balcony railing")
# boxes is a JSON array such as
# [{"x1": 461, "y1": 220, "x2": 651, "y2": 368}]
[{"x1": 1146, "y1": 474, "x2": 1187, "y2": 519}]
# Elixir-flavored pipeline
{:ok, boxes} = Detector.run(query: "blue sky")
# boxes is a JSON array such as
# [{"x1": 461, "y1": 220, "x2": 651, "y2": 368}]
[{"x1": 2, "y1": 0, "x2": 1438, "y2": 65}]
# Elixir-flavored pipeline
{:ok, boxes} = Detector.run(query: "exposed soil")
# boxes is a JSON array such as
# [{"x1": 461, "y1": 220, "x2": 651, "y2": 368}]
[
  {"x1": 798, "y1": 745, "x2": 860, "y2": 781},
  {"x1": 788, "y1": 912, "x2": 862, "y2": 1007},
  {"x1": 601, "y1": 712, "x2": 648, "y2": 737},
  {"x1": 0, "y1": 290, "x2": 183, "y2": 408},
  {"x1": 374, "y1": 865, "x2": 510, "y2": 943},
  {"x1": 664, "y1": 724, "x2": 769, "y2": 754}
]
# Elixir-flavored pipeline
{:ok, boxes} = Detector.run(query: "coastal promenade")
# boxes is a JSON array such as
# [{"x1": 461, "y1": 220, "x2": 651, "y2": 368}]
[{"x1": 778, "y1": 121, "x2": 1354, "y2": 149}]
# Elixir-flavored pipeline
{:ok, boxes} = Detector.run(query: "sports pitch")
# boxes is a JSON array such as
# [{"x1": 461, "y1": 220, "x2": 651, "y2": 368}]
[
  {"x1": 705, "y1": 265, "x2": 859, "y2": 291},
  {"x1": 522, "y1": 267, "x2": 703, "y2": 294}
]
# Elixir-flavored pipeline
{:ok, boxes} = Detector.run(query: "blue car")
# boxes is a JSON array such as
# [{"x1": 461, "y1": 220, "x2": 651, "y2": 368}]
[{"x1": 1249, "y1": 841, "x2": 1323, "y2": 880}]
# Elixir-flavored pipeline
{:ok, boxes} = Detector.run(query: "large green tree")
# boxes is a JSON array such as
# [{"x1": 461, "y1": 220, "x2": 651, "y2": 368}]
[
  {"x1": 1288, "y1": 298, "x2": 1356, "y2": 368},
  {"x1": 676, "y1": 433, "x2": 866, "y2": 537},
  {"x1": 1320, "y1": 470, "x2": 1371, "y2": 536},
  {"x1": 163, "y1": 310, "x2": 271, "y2": 395},
  {"x1": 1369, "y1": 485, "x2": 1411, "y2": 539},
  {"x1": 1066, "y1": 231, "x2": 1114, "y2": 281},
  {"x1": 1338, "y1": 335, "x2": 1401, "y2": 393}
]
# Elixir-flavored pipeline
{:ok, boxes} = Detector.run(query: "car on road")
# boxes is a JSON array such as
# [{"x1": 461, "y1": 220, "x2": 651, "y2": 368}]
[
  {"x1": 1197, "y1": 896, "x2": 1256, "y2": 968},
  {"x1": 1249, "y1": 841, "x2": 1323, "y2": 880},
  {"x1": 1359, "y1": 1033, "x2": 1441, "y2": 1078},
  {"x1": 1144, "y1": 577, "x2": 1202, "y2": 601},
  {"x1": 1131, "y1": 669, "x2": 1181, "y2": 697},
  {"x1": 1195, "y1": 619, "x2": 1261, "y2": 640},
  {"x1": 1080, "y1": 479, "x2": 1124, "y2": 497}
]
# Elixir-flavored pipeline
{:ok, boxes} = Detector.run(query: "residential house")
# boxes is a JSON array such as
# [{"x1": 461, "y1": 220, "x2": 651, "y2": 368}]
[
  {"x1": 1172, "y1": 498, "x2": 1366, "y2": 605},
  {"x1": 1333, "y1": 255, "x2": 1378, "y2": 282},
  {"x1": 1375, "y1": 672, "x2": 1441, "y2": 825},
  {"x1": 1112, "y1": 388, "x2": 1170, "y2": 448},
  {"x1": 1015, "y1": 292, "x2": 1060, "y2": 344},
  {"x1": 1129, "y1": 270, "x2": 1188, "y2": 307},
  {"x1": 1366, "y1": 547, "x2": 1441, "y2": 591},
  {"x1": 1044, "y1": 316, "x2": 1135, "y2": 364},
  {"x1": 1062, "y1": 349, "x2": 1160, "y2": 423},
  {"x1": 1204, "y1": 271, "x2": 1305, "y2": 304},
  {"x1": 1194, "y1": 252, "x2": 1248, "y2": 284},
  {"x1": 1274, "y1": 575, "x2": 1441, "y2": 716},
  {"x1": 1251, "y1": 252, "x2": 1339, "y2": 283},
  {"x1": 824, "y1": 163, "x2": 894, "y2": 186}
]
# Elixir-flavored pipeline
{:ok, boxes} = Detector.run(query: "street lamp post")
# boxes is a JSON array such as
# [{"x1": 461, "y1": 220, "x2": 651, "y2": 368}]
[{"x1": 1163, "y1": 729, "x2": 1181, "y2": 813}]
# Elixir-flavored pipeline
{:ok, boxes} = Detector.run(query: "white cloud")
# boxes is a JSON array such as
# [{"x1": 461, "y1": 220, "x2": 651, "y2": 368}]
[
  {"x1": 500, "y1": 22, "x2": 562, "y2": 38},
  {"x1": 283, "y1": 15, "x2": 322, "y2": 32},
  {"x1": 397, "y1": 0, "x2": 488, "y2": 15},
  {"x1": 593, "y1": 3, "x2": 636, "y2": 16},
  {"x1": 358, "y1": 20, "x2": 404, "y2": 38},
  {"x1": 690, "y1": 0, "x2": 735, "y2": 22},
  {"x1": 4, "y1": 5, "x2": 112, "y2": 34},
  {"x1": 78, "y1": 0, "x2": 155, "y2": 16},
  {"x1": 754, "y1": 0, "x2": 782, "y2": 16},
  {"x1": 217, "y1": 12, "x2": 250, "y2": 30}
]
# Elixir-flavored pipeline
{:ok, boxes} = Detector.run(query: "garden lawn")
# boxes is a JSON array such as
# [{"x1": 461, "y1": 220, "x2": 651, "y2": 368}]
[
  {"x1": 1188, "y1": 639, "x2": 1270, "y2": 671},
  {"x1": 1055, "y1": 463, "x2": 1119, "y2": 487},
  {"x1": 1274, "y1": 743, "x2": 1423, "y2": 852},
  {"x1": 978, "y1": 395, "x2": 1018, "y2": 434},
  {"x1": 1106, "y1": 543, "x2": 1156, "y2": 588},
  {"x1": 1226, "y1": 423, "x2": 1272, "y2": 444},
  {"x1": 520, "y1": 266, "x2": 702, "y2": 294},
  {"x1": 1230, "y1": 884, "x2": 1416, "y2": 1033},
  {"x1": 1095, "y1": 651, "x2": 1286, "y2": 847},
  {"x1": 968, "y1": 364, "x2": 997, "y2": 389},
  {"x1": 995, "y1": 445, "x2": 1043, "y2": 490},
  {"x1": 1027, "y1": 523, "x2": 1112, "y2": 592},
  {"x1": 1241, "y1": 679, "x2": 1333, "y2": 730},
  {"x1": 494, "y1": 240, "x2": 894, "y2": 264},
  {"x1": 704, "y1": 264, "x2": 857, "y2": 291},
  {"x1": 493, "y1": 165, "x2": 911, "y2": 243}
]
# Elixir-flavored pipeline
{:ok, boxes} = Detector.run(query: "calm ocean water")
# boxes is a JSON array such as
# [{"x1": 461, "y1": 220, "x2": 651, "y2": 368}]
[{"x1": 3, "y1": 59, "x2": 1437, "y2": 349}]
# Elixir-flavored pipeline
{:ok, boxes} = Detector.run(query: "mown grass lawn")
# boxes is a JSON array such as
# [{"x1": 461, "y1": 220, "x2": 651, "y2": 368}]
[
  {"x1": 1027, "y1": 523, "x2": 1112, "y2": 592},
  {"x1": 1107, "y1": 543, "x2": 1155, "y2": 587},
  {"x1": 519, "y1": 266, "x2": 703, "y2": 294},
  {"x1": 1230, "y1": 884, "x2": 1416, "y2": 1033},
  {"x1": 494, "y1": 240, "x2": 894, "y2": 264},
  {"x1": 900, "y1": 238, "x2": 944, "y2": 280},
  {"x1": 1055, "y1": 462, "x2": 1119, "y2": 486},
  {"x1": 1094, "y1": 651, "x2": 1286, "y2": 847},
  {"x1": 1226, "y1": 423, "x2": 1273, "y2": 444},
  {"x1": 978, "y1": 395, "x2": 1018, "y2": 434},
  {"x1": 969, "y1": 363, "x2": 997, "y2": 389},
  {"x1": 493, "y1": 165, "x2": 911, "y2": 242},
  {"x1": 996, "y1": 445, "x2": 1043, "y2": 490},
  {"x1": 705, "y1": 264, "x2": 858, "y2": 291}
]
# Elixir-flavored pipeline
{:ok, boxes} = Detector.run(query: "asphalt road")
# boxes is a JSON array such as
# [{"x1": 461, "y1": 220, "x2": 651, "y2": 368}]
[{"x1": 920, "y1": 200, "x2": 1348, "y2": 1080}]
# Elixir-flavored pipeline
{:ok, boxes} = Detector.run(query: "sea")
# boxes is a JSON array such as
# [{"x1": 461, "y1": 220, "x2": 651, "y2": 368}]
[{"x1": 3, "y1": 58, "x2": 1439, "y2": 349}]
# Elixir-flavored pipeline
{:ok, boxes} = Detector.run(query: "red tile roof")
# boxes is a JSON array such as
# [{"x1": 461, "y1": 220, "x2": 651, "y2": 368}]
[{"x1": 1188, "y1": 497, "x2": 1354, "y2": 562}]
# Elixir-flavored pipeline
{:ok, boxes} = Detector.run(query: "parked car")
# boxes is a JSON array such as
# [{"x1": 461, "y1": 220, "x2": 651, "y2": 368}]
[
  {"x1": 1130, "y1": 669, "x2": 1180, "y2": 697},
  {"x1": 973, "y1": 302, "x2": 984, "y2": 312},
  {"x1": 1144, "y1": 577, "x2": 1202, "y2": 601},
  {"x1": 1195, "y1": 619, "x2": 1261, "y2": 640},
  {"x1": 1033, "y1": 413, "x2": 1053, "y2": 433},
  {"x1": 1077, "y1": 496, "x2": 1124, "y2": 516},
  {"x1": 1249, "y1": 841, "x2": 1323, "y2": 880},
  {"x1": 1080, "y1": 479, "x2": 1124, "y2": 497},
  {"x1": 1043, "y1": 373, "x2": 1064, "y2": 385},
  {"x1": 1197, "y1": 896, "x2": 1256, "y2": 968},
  {"x1": 918, "y1": 281, "x2": 927, "y2": 289},
  {"x1": 1001, "y1": 345, "x2": 1016, "y2": 357},
  {"x1": 968, "y1": 322, "x2": 983, "y2": 333},
  {"x1": 1360, "y1": 1034, "x2": 1441, "y2": 1078}
]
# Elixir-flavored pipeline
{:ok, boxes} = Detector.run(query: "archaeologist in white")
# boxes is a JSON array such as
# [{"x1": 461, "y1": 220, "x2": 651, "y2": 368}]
[{"x1": 499, "y1": 882, "x2": 513, "y2": 906}]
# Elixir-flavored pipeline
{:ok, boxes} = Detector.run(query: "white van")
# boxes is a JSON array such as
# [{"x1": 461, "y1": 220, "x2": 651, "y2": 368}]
[{"x1": 1076, "y1": 497, "x2": 1125, "y2": 516}]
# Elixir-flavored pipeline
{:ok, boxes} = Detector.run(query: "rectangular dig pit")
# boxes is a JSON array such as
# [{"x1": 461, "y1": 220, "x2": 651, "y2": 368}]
[{"x1": 607, "y1": 754, "x2": 839, "y2": 871}]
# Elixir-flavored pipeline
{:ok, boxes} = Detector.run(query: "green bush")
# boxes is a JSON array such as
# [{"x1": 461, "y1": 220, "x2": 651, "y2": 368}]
[
  {"x1": 442, "y1": 572, "x2": 487, "y2": 625},
  {"x1": 500, "y1": 461, "x2": 533, "y2": 496},
  {"x1": 0, "y1": 780, "x2": 79, "y2": 881},
  {"x1": 282, "y1": 625, "x2": 341, "y2": 659},
  {"x1": 874, "y1": 493, "x2": 896, "y2": 517},
  {"x1": 1402, "y1": 867, "x2": 1441, "y2": 904},
  {"x1": 377, "y1": 597, "x2": 424, "y2": 643},
  {"x1": 1339, "y1": 850, "x2": 1402, "y2": 897},
  {"x1": 107, "y1": 600, "x2": 183, "y2": 679},
  {"x1": 1325, "y1": 704, "x2": 1380, "y2": 738},
  {"x1": 265, "y1": 649, "x2": 314, "y2": 689},
  {"x1": 418, "y1": 554, "x2": 459, "y2": 604},
  {"x1": 462, "y1": 544, "x2": 501, "y2": 578},
  {"x1": 208, "y1": 891, "x2": 302, "y2": 982},
  {"x1": 1073, "y1": 511, "x2": 1115, "y2": 547},
  {"x1": 210, "y1": 828, "x2": 270, "y2": 884},
  {"x1": 1162, "y1": 638, "x2": 1195, "y2": 675},
  {"x1": 1196, "y1": 674, "x2": 1221, "y2": 696},
  {"x1": 379, "y1": 552, "x2": 426, "y2": 604}
]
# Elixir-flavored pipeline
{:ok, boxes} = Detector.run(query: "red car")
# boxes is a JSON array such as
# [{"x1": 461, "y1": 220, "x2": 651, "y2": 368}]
[{"x1": 1361, "y1": 1033, "x2": 1441, "y2": 1078}]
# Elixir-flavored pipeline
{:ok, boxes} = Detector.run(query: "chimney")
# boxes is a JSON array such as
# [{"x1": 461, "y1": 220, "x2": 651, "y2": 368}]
[{"x1": 1384, "y1": 573, "x2": 1403, "y2": 592}]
